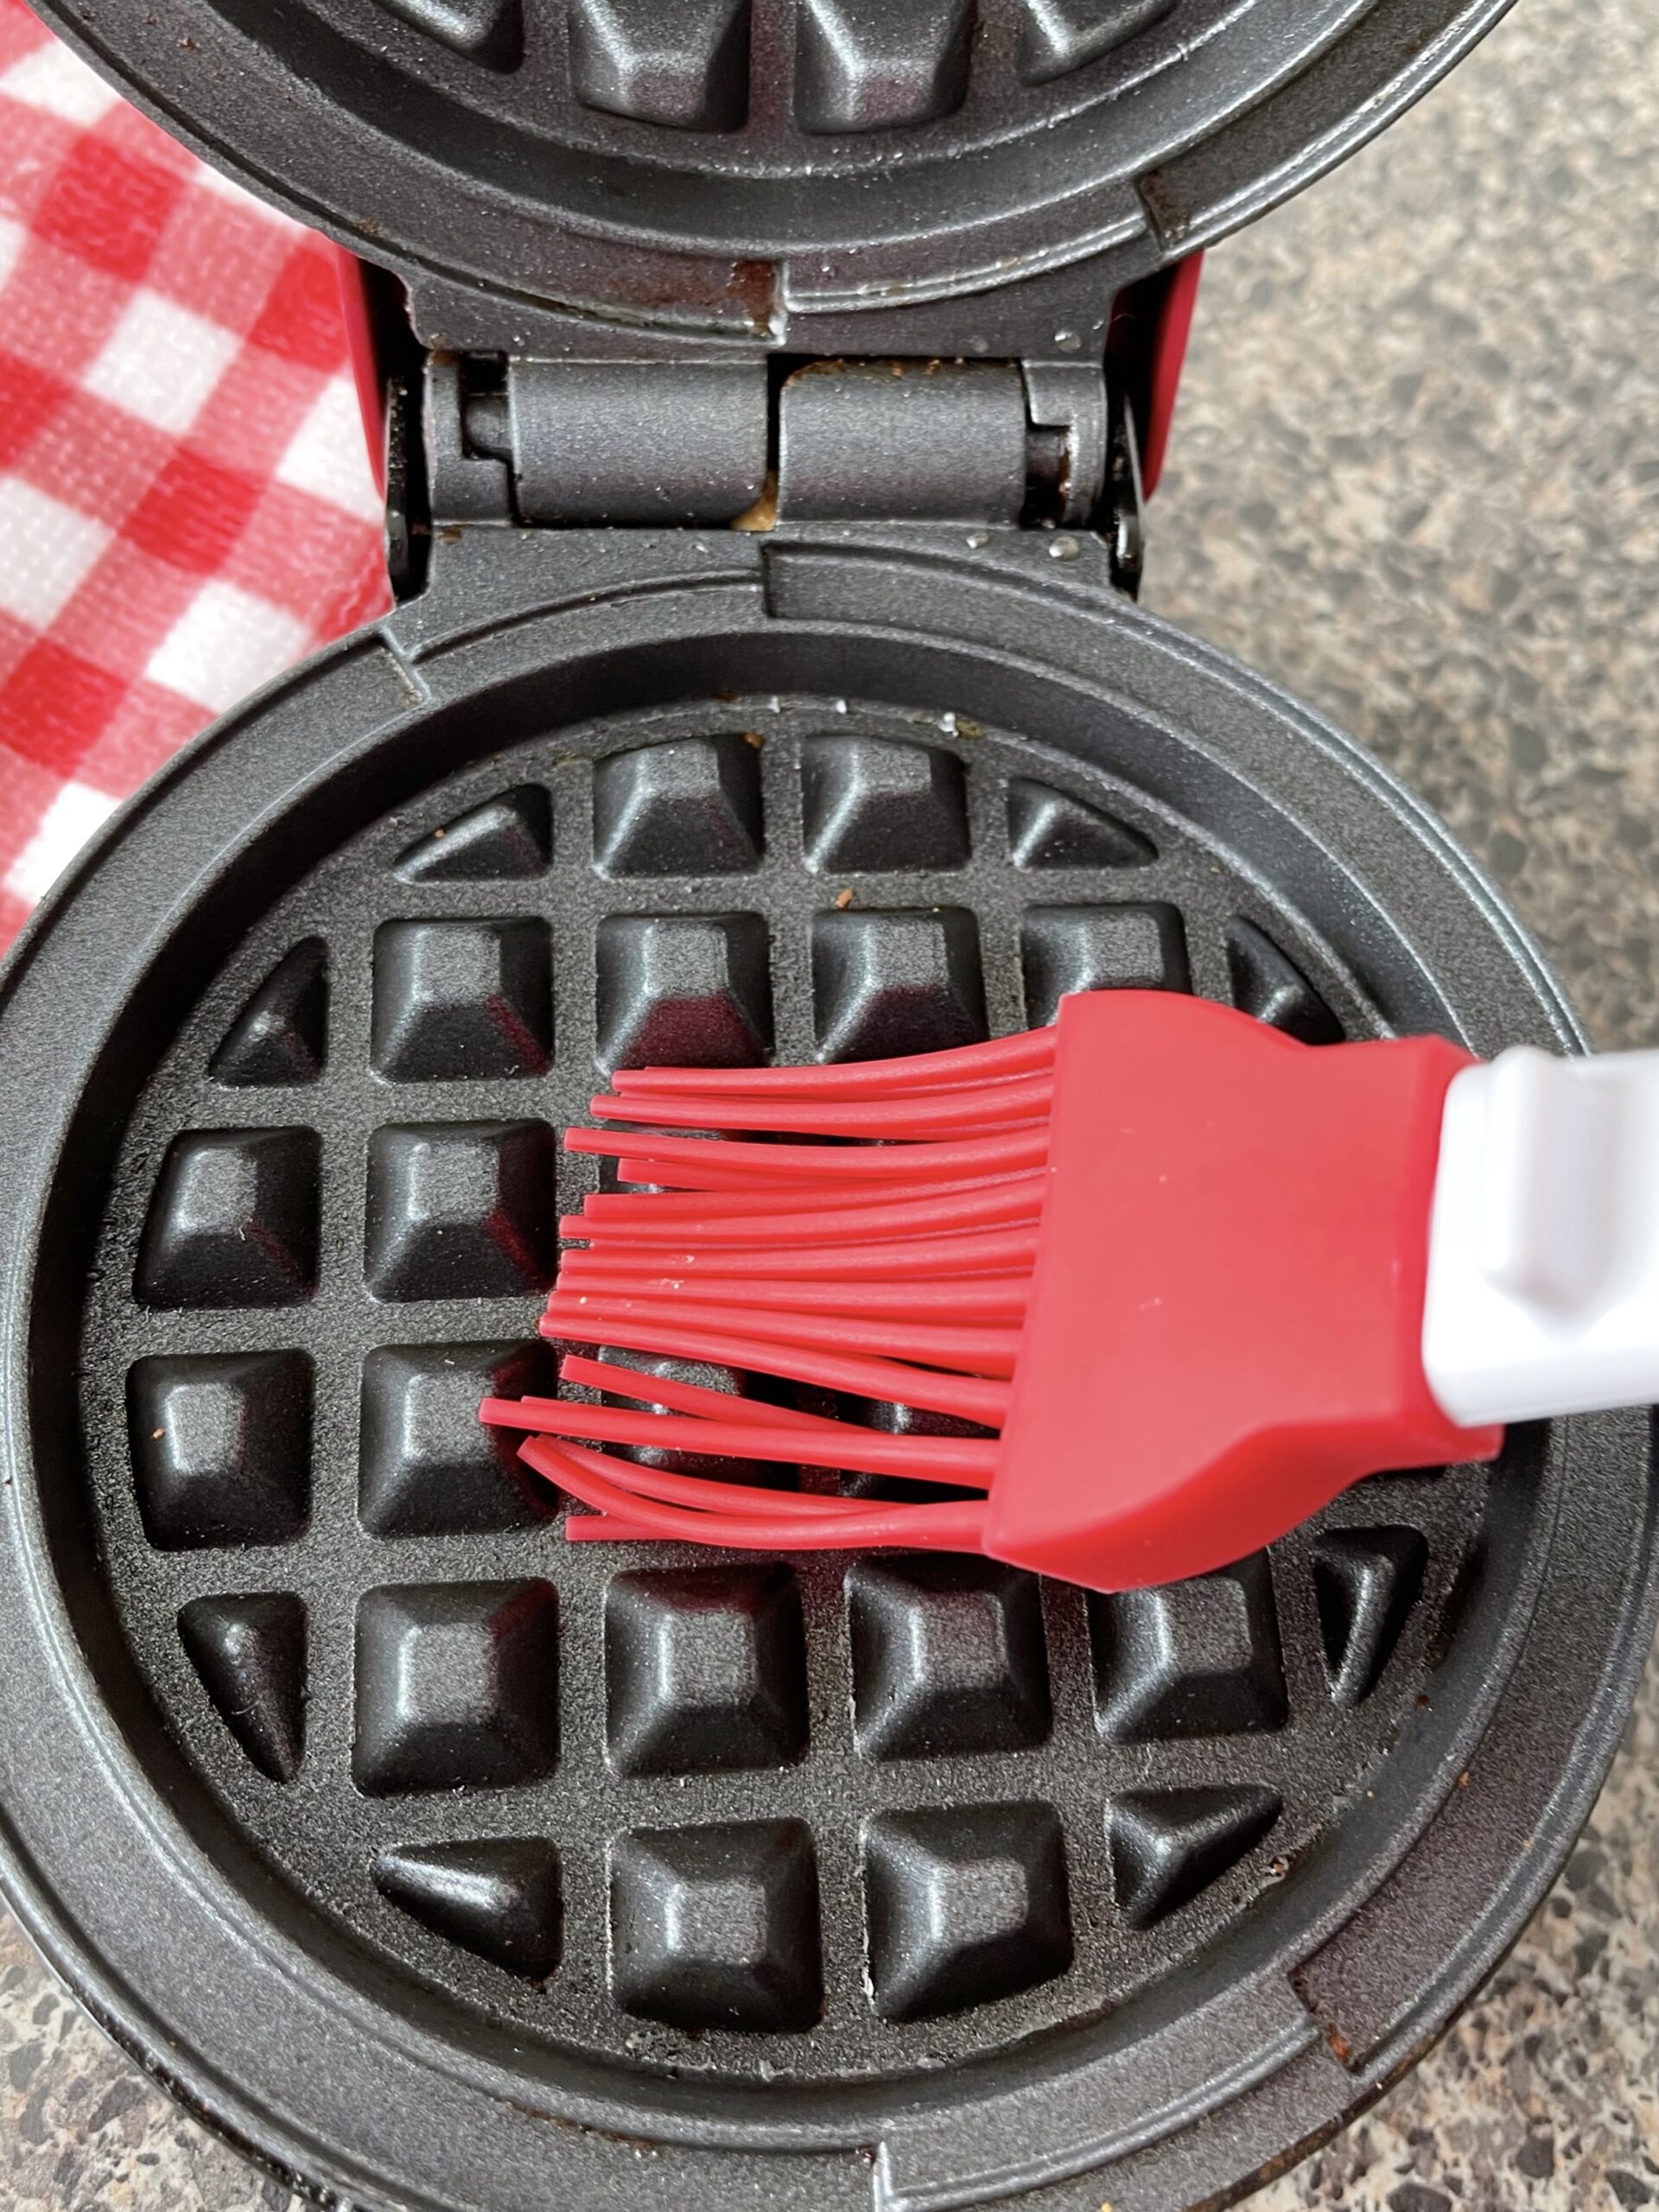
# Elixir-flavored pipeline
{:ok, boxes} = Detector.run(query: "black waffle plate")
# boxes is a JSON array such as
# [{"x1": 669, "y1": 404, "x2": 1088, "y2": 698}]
[{"x1": 0, "y1": 528, "x2": 1651, "y2": 2212}]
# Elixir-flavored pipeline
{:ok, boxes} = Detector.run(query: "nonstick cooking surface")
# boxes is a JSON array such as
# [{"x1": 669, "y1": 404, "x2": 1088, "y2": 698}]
[
  {"x1": 34, "y1": 0, "x2": 1519, "y2": 345},
  {"x1": 77, "y1": 696, "x2": 1500, "y2": 2077}
]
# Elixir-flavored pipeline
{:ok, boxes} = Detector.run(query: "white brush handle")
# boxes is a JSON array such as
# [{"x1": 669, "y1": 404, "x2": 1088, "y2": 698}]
[{"x1": 1422, "y1": 1045, "x2": 1659, "y2": 1427}]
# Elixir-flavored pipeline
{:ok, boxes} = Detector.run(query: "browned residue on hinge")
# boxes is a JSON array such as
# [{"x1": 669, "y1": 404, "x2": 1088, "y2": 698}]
[
  {"x1": 727, "y1": 257, "x2": 781, "y2": 336},
  {"x1": 731, "y1": 472, "x2": 779, "y2": 533}
]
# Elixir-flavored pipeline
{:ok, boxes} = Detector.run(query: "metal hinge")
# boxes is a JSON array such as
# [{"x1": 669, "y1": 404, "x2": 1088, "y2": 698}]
[{"x1": 394, "y1": 351, "x2": 1143, "y2": 597}]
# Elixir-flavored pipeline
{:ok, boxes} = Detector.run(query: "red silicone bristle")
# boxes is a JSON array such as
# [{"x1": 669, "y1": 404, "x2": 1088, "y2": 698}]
[
  {"x1": 588, "y1": 1072, "x2": 1052, "y2": 1140},
  {"x1": 561, "y1": 1225, "x2": 1040, "y2": 1282},
  {"x1": 555, "y1": 1356, "x2": 847, "y2": 1433},
  {"x1": 496, "y1": 1400, "x2": 995, "y2": 1484},
  {"x1": 543, "y1": 1293, "x2": 1019, "y2": 1377},
  {"x1": 539, "y1": 1437, "x2": 877, "y2": 1519},
  {"x1": 563, "y1": 1173, "x2": 1044, "y2": 1245},
  {"x1": 520, "y1": 1437, "x2": 988, "y2": 1552},
  {"x1": 608, "y1": 1026, "x2": 1054, "y2": 1099},
  {"x1": 475, "y1": 1025, "x2": 1068, "y2": 1564},
  {"x1": 614, "y1": 1163, "x2": 866, "y2": 1197},
  {"x1": 557, "y1": 1270, "x2": 1030, "y2": 1324},
  {"x1": 537, "y1": 1309, "x2": 1009, "y2": 1425},
  {"x1": 546, "y1": 1309, "x2": 1013, "y2": 1415},
  {"x1": 568, "y1": 1127, "x2": 1048, "y2": 1185}
]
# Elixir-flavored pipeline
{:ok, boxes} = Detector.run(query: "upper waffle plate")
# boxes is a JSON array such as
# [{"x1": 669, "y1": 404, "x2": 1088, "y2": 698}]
[{"x1": 32, "y1": 0, "x2": 1516, "y2": 346}]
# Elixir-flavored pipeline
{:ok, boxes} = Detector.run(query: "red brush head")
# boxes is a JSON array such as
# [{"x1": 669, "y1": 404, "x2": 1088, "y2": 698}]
[
  {"x1": 480, "y1": 994, "x2": 1501, "y2": 1595},
  {"x1": 984, "y1": 994, "x2": 1499, "y2": 1587}
]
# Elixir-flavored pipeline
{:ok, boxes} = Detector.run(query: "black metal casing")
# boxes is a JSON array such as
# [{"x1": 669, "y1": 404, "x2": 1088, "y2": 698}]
[{"x1": 3, "y1": 9, "x2": 1655, "y2": 2212}]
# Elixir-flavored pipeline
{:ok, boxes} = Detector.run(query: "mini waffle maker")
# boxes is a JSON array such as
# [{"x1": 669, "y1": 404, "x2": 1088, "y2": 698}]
[{"x1": 3, "y1": 6, "x2": 1655, "y2": 2209}]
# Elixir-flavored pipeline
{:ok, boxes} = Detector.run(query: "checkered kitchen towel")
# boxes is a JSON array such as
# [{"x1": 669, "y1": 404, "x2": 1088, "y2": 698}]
[{"x1": 0, "y1": 0, "x2": 389, "y2": 954}]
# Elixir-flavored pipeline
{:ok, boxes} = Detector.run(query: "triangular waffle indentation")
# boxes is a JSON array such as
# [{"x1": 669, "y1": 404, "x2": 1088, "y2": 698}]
[
  {"x1": 1313, "y1": 1526, "x2": 1428, "y2": 1707},
  {"x1": 211, "y1": 939, "x2": 327, "y2": 1087},
  {"x1": 375, "y1": 0, "x2": 522, "y2": 65},
  {"x1": 1108, "y1": 1784, "x2": 1280, "y2": 1927},
  {"x1": 1016, "y1": 0, "x2": 1176, "y2": 86},
  {"x1": 374, "y1": 1839, "x2": 562, "y2": 1979},
  {"x1": 1226, "y1": 917, "x2": 1343, "y2": 1044},
  {"x1": 179, "y1": 1592, "x2": 307, "y2": 1783},
  {"x1": 396, "y1": 786, "x2": 550, "y2": 882},
  {"x1": 1007, "y1": 777, "x2": 1154, "y2": 869}
]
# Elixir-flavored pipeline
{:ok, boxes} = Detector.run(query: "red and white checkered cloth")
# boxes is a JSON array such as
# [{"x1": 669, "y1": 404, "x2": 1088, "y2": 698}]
[{"x1": 0, "y1": 0, "x2": 390, "y2": 954}]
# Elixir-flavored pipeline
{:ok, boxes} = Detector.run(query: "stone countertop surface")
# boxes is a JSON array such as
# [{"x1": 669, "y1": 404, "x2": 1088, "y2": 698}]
[{"x1": 2, "y1": 0, "x2": 1656, "y2": 2202}]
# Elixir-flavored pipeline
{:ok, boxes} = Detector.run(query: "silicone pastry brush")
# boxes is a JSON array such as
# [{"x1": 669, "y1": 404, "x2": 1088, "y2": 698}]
[{"x1": 482, "y1": 991, "x2": 1659, "y2": 1592}]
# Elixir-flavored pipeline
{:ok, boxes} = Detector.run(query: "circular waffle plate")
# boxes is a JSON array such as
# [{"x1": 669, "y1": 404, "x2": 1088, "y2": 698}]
[
  {"x1": 32, "y1": 0, "x2": 1517, "y2": 345},
  {"x1": 0, "y1": 531, "x2": 1652, "y2": 2212}
]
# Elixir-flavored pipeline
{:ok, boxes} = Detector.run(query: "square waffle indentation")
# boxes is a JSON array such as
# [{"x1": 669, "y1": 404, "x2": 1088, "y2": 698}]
[
  {"x1": 594, "y1": 912, "x2": 772, "y2": 1071},
  {"x1": 353, "y1": 1580, "x2": 560, "y2": 1795},
  {"x1": 129, "y1": 1351, "x2": 311, "y2": 1550},
  {"x1": 610, "y1": 1820, "x2": 822, "y2": 2031},
  {"x1": 593, "y1": 735, "x2": 763, "y2": 876},
  {"x1": 136, "y1": 1127, "x2": 321, "y2": 1309},
  {"x1": 1020, "y1": 903, "x2": 1191, "y2": 1026},
  {"x1": 848, "y1": 1556, "x2": 1050, "y2": 1760},
  {"x1": 1090, "y1": 1553, "x2": 1287, "y2": 1742},
  {"x1": 800, "y1": 735, "x2": 969, "y2": 874},
  {"x1": 371, "y1": 918, "x2": 552, "y2": 1082},
  {"x1": 811, "y1": 906, "x2": 986, "y2": 1062},
  {"x1": 569, "y1": 0, "x2": 753, "y2": 130},
  {"x1": 359, "y1": 1342, "x2": 559, "y2": 1536},
  {"x1": 795, "y1": 0, "x2": 973, "y2": 132},
  {"x1": 364, "y1": 1121, "x2": 559, "y2": 1300},
  {"x1": 605, "y1": 1564, "x2": 808, "y2": 1777},
  {"x1": 863, "y1": 1802, "x2": 1072, "y2": 2021}
]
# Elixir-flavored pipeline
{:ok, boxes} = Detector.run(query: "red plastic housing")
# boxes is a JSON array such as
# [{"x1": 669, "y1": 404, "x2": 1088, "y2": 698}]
[
  {"x1": 1139, "y1": 251, "x2": 1202, "y2": 498},
  {"x1": 983, "y1": 994, "x2": 1502, "y2": 1588}
]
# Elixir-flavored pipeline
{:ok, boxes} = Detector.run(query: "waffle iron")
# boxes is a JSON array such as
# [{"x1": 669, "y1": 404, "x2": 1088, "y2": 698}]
[{"x1": 3, "y1": 5, "x2": 1656, "y2": 2209}]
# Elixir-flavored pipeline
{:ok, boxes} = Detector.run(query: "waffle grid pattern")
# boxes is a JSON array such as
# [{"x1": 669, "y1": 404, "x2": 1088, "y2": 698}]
[
  {"x1": 79, "y1": 702, "x2": 1483, "y2": 2074},
  {"x1": 365, "y1": 0, "x2": 1191, "y2": 146}
]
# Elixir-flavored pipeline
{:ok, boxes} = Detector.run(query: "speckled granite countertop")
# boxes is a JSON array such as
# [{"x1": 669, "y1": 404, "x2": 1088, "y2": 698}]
[{"x1": 3, "y1": 0, "x2": 1656, "y2": 2203}]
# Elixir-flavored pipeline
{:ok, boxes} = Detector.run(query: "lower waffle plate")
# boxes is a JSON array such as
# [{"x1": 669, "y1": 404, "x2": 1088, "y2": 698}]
[{"x1": 0, "y1": 528, "x2": 1652, "y2": 2212}]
